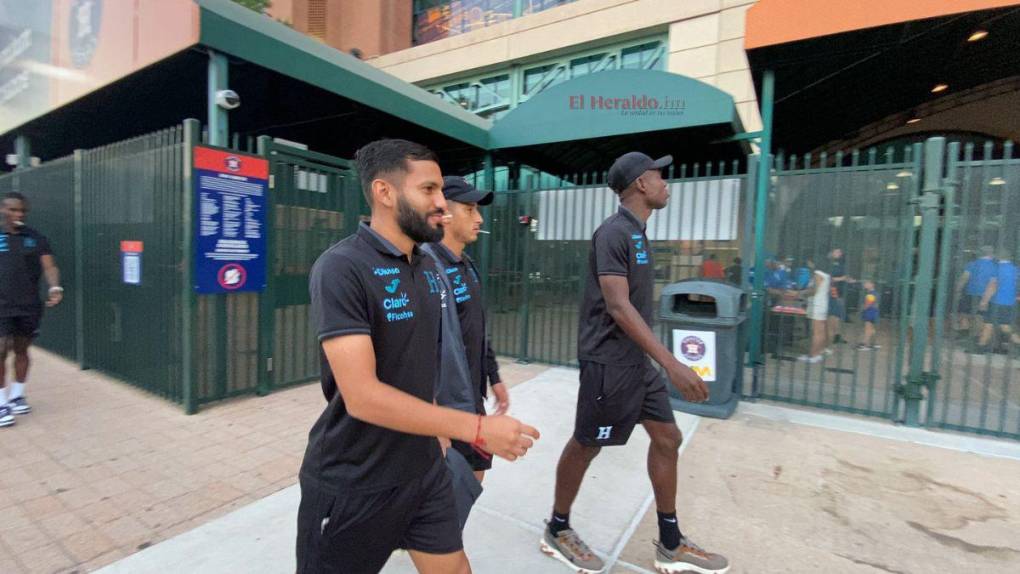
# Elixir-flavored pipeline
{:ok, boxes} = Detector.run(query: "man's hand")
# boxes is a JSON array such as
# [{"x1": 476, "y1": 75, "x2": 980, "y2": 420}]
[
  {"x1": 666, "y1": 360, "x2": 709, "y2": 403},
  {"x1": 476, "y1": 415, "x2": 539, "y2": 461},
  {"x1": 46, "y1": 289, "x2": 63, "y2": 308},
  {"x1": 490, "y1": 383, "x2": 510, "y2": 415}
]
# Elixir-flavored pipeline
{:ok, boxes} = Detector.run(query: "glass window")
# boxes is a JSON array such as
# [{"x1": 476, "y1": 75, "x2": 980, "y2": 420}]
[{"x1": 621, "y1": 42, "x2": 663, "y2": 70}]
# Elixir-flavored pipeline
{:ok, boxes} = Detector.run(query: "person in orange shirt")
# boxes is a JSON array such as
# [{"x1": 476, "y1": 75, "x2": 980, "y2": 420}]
[{"x1": 700, "y1": 253, "x2": 725, "y2": 279}]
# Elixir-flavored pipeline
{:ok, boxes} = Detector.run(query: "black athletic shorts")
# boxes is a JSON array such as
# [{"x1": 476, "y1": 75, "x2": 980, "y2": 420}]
[
  {"x1": 574, "y1": 360, "x2": 676, "y2": 447},
  {"x1": 0, "y1": 314, "x2": 41, "y2": 339},
  {"x1": 296, "y1": 458, "x2": 462, "y2": 574},
  {"x1": 957, "y1": 295, "x2": 981, "y2": 315},
  {"x1": 450, "y1": 438, "x2": 492, "y2": 472},
  {"x1": 985, "y1": 304, "x2": 1017, "y2": 327}
]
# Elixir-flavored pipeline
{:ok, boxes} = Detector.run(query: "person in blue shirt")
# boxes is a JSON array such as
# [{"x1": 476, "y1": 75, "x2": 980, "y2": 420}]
[
  {"x1": 976, "y1": 250, "x2": 1020, "y2": 353},
  {"x1": 955, "y1": 246, "x2": 997, "y2": 335}
]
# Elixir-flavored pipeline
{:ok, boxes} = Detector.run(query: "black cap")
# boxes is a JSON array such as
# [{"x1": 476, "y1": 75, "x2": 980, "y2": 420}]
[
  {"x1": 442, "y1": 176, "x2": 493, "y2": 205},
  {"x1": 607, "y1": 152, "x2": 673, "y2": 193}
]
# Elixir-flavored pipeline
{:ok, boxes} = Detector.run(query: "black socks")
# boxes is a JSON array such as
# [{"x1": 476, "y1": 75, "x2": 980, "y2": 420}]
[
  {"x1": 657, "y1": 511, "x2": 682, "y2": 550},
  {"x1": 549, "y1": 511, "x2": 570, "y2": 536}
]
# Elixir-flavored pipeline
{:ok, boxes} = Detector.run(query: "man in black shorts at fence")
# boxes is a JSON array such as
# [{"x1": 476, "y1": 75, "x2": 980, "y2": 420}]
[
  {"x1": 296, "y1": 139, "x2": 539, "y2": 574},
  {"x1": 540, "y1": 152, "x2": 729, "y2": 574},
  {"x1": 426, "y1": 176, "x2": 508, "y2": 483},
  {"x1": 1, "y1": 192, "x2": 63, "y2": 428}
]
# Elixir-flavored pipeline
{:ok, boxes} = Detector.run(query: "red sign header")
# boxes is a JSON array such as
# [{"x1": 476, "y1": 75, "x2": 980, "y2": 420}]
[{"x1": 194, "y1": 146, "x2": 269, "y2": 180}]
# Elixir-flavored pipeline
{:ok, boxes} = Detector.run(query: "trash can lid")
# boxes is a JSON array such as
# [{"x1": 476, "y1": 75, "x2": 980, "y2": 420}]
[{"x1": 660, "y1": 279, "x2": 746, "y2": 320}]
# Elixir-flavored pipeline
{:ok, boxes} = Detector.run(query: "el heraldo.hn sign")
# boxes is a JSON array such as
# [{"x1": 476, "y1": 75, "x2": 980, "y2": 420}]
[{"x1": 567, "y1": 93, "x2": 687, "y2": 117}]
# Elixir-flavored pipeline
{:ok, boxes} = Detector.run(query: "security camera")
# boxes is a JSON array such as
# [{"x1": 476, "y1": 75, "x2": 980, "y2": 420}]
[{"x1": 215, "y1": 89, "x2": 240, "y2": 110}]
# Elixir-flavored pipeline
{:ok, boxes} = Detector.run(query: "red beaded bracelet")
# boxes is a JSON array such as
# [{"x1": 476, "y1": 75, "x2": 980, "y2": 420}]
[{"x1": 471, "y1": 414, "x2": 492, "y2": 461}]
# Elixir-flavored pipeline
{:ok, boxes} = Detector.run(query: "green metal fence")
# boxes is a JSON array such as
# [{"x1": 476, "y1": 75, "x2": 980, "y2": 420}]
[
  {"x1": 755, "y1": 146, "x2": 922, "y2": 418},
  {"x1": 929, "y1": 141, "x2": 1020, "y2": 438}
]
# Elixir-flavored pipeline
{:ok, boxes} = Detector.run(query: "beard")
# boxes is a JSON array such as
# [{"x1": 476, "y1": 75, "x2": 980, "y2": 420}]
[{"x1": 396, "y1": 194, "x2": 444, "y2": 244}]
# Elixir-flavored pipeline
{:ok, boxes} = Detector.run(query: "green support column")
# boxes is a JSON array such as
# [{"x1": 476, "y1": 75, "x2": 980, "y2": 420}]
[
  {"x1": 256, "y1": 136, "x2": 275, "y2": 396},
  {"x1": 207, "y1": 50, "x2": 229, "y2": 147},
  {"x1": 182, "y1": 119, "x2": 201, "y2": 414},
  {"x1": 903, "y1": 137, "x2": 946, "y2": 426},
  {"x1": 479, "y1": 153, "x2": 495, "y2": 302},
  {"x1": 73, "y1": 150, "x2": 86, "y2": 368},
  {"x1": 926, "y1": 141, "x2": 960, "y2": 423},
  {"x1": 14, "y1": 135, "x2": 31, "y2": 170},
  {"x1": 207, "y1": 50, "x2": 230, "y2": 401},
  {"x1": 747, "y1": 69, "x2": 775, "y2": 369}
]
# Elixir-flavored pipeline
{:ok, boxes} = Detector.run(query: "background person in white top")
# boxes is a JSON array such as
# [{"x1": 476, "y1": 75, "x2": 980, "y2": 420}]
[{"x1": 794, "y1": 257, "x2": 831, "y2": 363}]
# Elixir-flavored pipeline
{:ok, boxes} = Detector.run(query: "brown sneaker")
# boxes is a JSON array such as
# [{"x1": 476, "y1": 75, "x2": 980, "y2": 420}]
[
  {"x1": 654, "y1": 537, "x2": 729, "y2": 574},
  {"x1": 539, "y1": 521, "x2": 605, "y2": 573}
]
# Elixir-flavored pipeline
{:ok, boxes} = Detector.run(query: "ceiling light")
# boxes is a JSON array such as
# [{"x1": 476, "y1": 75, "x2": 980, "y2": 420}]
[
  {"x1": 906, "y1": 117, "x2": 921, "y2": 125},
  {"x1": 886, "y1": 182, "x2": 900, "y2": 190},
  {"x1": 989, "y1": 177, "x2": 1006, "y2": 186},
  {"x1": 896, "y1": 169, "x2": 913, "y2": 178},
  {"x1": 968, "y1": 30, "x2": 989, "y2": 42},
  {"x1": 931, "y1": 84, "x2": 949, "y2": 94}
]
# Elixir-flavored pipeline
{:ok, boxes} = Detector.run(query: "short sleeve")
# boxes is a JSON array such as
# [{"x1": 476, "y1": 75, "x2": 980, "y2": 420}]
[
  {"x1": 309, "y1": 252, "x2": 371, "y2": 342},
  {"x1": 593, "y1": 225, "x2": 630, "y2": 277},
  {"x1": 37, "y1": 233, "x2": 52, "y2": 255}
]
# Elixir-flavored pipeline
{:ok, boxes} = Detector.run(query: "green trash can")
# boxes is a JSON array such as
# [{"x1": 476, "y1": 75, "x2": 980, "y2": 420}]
[{"x1": 659, "y1": 279, "x2": 746, "y2": 419}]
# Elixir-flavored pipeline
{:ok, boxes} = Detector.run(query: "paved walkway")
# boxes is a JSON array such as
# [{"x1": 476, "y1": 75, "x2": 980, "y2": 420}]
[
  {"x1": 0, "y1": 349, "x2": 545, "y2": 574},
  {"x1": 5, "y1": 350, "x2": 1020, "y2": 573}
]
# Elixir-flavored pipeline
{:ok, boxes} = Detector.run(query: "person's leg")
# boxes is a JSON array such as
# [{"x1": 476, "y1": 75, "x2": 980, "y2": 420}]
[
  {"x1": 978, "y1": 322, "x2": 994, "y2": 347},
  {"x1": 408, "y1": 550, "x2": 471, "y2": 574},
  {"x1": 473, "y1": 471, "x2": 485, "y2": 483},
  {"x1": 643, "y1": 420, "x2": 682, "y2": 514},
  {"x1": 552, "y1": 438, "x2": 601, "y2": 515},
  {"x1": 13, "y1": 335, "x2": 30, "y2": 383},
  {"x1": 811, "y1": 319, "x2": 827, "y2": 356},
  {"x1": 863, "y1": 321, "x2": 875, "y2": 345}
]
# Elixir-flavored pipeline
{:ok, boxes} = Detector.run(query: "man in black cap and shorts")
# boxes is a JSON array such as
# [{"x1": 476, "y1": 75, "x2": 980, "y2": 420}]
[
  {"x1": 426, "y1": 176, "x2": 507, "y2": 483},
  {"x1": 296, "y1": 139, "x2": 539, "y2": 574},
  {"x1": 539, "y1": 152, "x2": 729, "y2": 574}
]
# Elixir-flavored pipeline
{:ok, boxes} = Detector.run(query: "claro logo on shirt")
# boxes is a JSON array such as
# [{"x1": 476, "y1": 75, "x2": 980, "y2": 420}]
[
  {"x1": 632, "y1": 234, "x2": 649, "y2": 265},
  {"x1": 382, "y1": 292, "x2": 414, "y2": 323}
]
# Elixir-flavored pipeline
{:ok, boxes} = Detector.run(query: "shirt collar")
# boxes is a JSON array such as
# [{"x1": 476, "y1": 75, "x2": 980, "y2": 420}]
[
  {"x1": 430, "y1": 242, "x2": 463, "y2": 265},
  {"x1": 618, "y1": 206, "x2": 646, "y2": 232},
  {"x1": 357, "y1": 222, "x2": 416, "y2": 259}
]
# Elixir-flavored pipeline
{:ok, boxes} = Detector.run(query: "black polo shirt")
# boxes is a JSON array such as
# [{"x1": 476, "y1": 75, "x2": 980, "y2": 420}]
[
  {"x1": 0, "y1": 225, "x2": 52, "y2": 318},
  {"x1": 301, "y1": 223, "x2": 443, "y2": 491},
  {"x1": 578, "y1": 207, "x2": 654, "y2": 366},
  {"x1": 429, "y1": 242, "x2": 489, "y2": 402}
]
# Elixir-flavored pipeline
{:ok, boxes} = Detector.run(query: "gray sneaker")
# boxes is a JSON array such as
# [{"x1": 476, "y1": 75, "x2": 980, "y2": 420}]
[
  {"x1": 654, "y1": 537, "x2": 729, "y2": 574},
  {"x1": 0, "y1": 405, "x2": 14, "y2": 428},
  {"x1": 540, "y1": 522, "x2": 605, "y2": 573}
]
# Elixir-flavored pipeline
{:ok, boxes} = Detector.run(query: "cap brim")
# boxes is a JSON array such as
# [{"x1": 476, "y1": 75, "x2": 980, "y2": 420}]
[
  {"x1": 450, "y1": 189, "x2": 494, "y2": 206},
  {"x1": 650, "y1": 155, "x2": 673, "y2": 170}
]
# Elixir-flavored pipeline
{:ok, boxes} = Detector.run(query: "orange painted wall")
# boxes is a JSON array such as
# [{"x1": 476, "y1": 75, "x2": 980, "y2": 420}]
[{"x1": 746, "y1": 0, "x2": 1020, "y2": 50}]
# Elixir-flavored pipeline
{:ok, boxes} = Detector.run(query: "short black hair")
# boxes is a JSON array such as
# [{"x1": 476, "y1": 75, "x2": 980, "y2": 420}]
[
  {"x1": 3, "y1": 192, "x2": 26, "y2": 202},
  {"x1": 354, "y1": 139, "x2": 438, "y2": 204}
]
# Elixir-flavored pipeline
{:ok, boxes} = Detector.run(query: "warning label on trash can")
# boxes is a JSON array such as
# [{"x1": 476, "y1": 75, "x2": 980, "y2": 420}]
[{"x1": 672, "y1": 330, "x2": 717, "y2": 382}]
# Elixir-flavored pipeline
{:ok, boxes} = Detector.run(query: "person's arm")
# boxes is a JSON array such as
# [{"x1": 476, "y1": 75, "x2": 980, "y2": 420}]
[
  {"x1": 41, "y1": 254, "x2": 62, "y2": 307},
  {"x1": 980, "y1": 278, "x2": 997, "y2": 311},
  {"x1": 600, "y1": 275, "x2": 708, "y2": 402},
  {"x1": 955, "y1": 271, "x2": 970, "y2": 299},
  {"x1": 484, "y1": 341, "x2": 509, "y2": 415},
  {"x1": 323, "y1": 334, "x2": 536, "y2": 460},
  {"x1": 799, "y1": 274, "x2": 819, "y2": 297}
]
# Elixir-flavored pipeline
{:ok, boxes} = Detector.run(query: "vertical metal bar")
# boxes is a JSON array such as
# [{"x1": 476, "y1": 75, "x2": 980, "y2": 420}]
[
  {"x1": 903, "y1": 137, "x2": 945, "y2": 426},
  {"x1": 14, "y1": 135, "x2": 30, "y2": 170},
  {"x1": 927, "y1": 141, "x2": 960, "y2": 424},
  {"x1": 518, "y1": 182, "x2": 534, "y2": 362},
  {"x1": 480, "y1": 152, "x2": 495, "y2": 308},
  {"x1": 256, "y1": 136, "x2": 275, "y2": 396},
  {"x1": 72, "y1": 150, "x2": 86, "y2": 367},
  {"x1": 181, "y1": 119, "x2": 200, "y2": 414},
  {"x1": 748, "y1": 69, "x2": 774, "y2": 368}
]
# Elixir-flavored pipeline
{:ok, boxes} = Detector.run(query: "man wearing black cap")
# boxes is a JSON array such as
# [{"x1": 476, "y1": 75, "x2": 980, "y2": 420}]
[
  {"x1": 426, "y1": 176, "x2": 508, "y2": 482},
  {"x1": 296, "y1": 139, "x2": 539, "y2": 574},
  {"x1": 540, "y1": 152, "x2": 729, "y2": 574}
]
